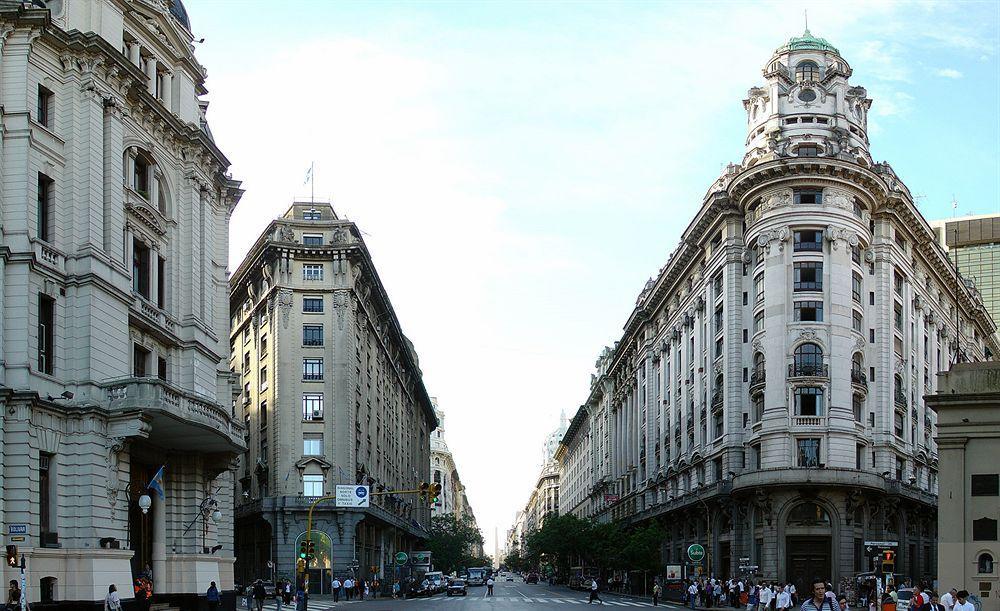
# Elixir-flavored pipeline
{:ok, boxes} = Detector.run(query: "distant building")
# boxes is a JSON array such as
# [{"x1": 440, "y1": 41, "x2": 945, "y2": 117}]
[
  {"x1": 926, "y1": 362, "x2": 1000, "y2": 611},
  {"x1": 930, "y1": 214, "x2": 1000, "y2": 348},
  {"x1": 229, "y1": 202, "x2": 437, "y2": 590},
  {"x1": 430, "y1": 400, "x2": 483, "y2": 556}
]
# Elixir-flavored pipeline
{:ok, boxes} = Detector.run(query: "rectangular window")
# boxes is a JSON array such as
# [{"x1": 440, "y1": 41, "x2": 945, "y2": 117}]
[
  {"x1": 794, "y1": 301, "x2": 824, "y2": 322},
  {"x1": 856, "y1": 445, "x2": 864, "y2": 470},
  {"x1": 793, "y1": 189, "x2": 823, "y2": 205},
  {"x1": 302, "y1": 234, "x2": 323, "y2": 246},
  {"x1": 754, "y1": 273, "x2": 765, "y2": 304},
  {"x1": 795, "y1": 387, "x2": 824, "y2": 416},
  {"x1": 38, "y1": 294, "x2": 55, "y2": 375},
  {"x1": 302, "y1": 209, "x2": 321, "y2": 221},
  {"x1": 973, "y1": 518, "x2": 998, "y2": 541},
  {"x1": 303, "y1": 434, "x2": 323, "y2": 456},
  {"x1": 303, "y1": 264, "x2": 323, "y2": 281},
  {"x1": 133, "y1": 344, "x2": 150, "y2": 377},
  {"x1": 853, "y1": 272, "x2": 863, "y2": 303},
  {"x1": 971, "y1": 474, "x2": 1000, "y2": 496},
  {"x1": 303, "y1": 324, "x2": 324, "y2": 346},
  {"x1": 132, "y1": 239, "x2": 151, "y2": 298},
  {"x1": 853, "y1": 394, "x2": 863, "y2": 422},
  {"x1": 714, "y1": 305, "x2": 724, "y2": 334},
  {"x1": 302, "y1": 393, "x2": 324, "y2": 420},
  {"x1": 303, "y1": 474, "x2": 324, "y2": 497},
  {"x1": 37, "y1": 173, "x2": 54, "y2": 242},
  {"x1": 894, "y1": 411, "x2": 905, "y2": 438},
  {"x1": 259, "y1": 400, "x2": 268, "y2": 429},
  {"x1": 793, "y1": 229, "x2": 823, "y2": 252},
  {"x1": 896, "y1": 456, "x2": 904, "y2": 480},
  {"x1": 157, "y1": 356, "x2": 167, "y2": 381},
  {"x1": 752, "y1": 443, "x2": 762, "y2": 469},
  {"x1": 743, "y1": 292, "x2": 748, "y2": 306},
  {"x1": 853, "y1": 310, "x2": 863, "y2": 332},
  {"x1": 796, "y1": 145, "x2": 819, "y2": 158},
  {"x1": 715, "y1": 337, "x2": 723, "y2": 358},
  {"x1": 260, "y1": 335, "x2": 268, "y2": 357},
  {"x1": 870, "y1": 328, "x2": 876, "y2": 343},
  {"x1": 259, "y1": 366, "x2": 268, "y2": 391},
  {"x1": 39, "y1": 453, "x2": 52, "y2": 536},
  {"x1": 797, "y1": 438, "x2": 821, "y2": 467},
  {"x1": 302, "y1": 358, "x2": 324, "y2": 381},
  {"x1": 302, "y1": 296, "x2": 324, "y2": 313},
  {"x1": 156, "y1": 256, "x2": 166, "y2": 308},
  {"x1": 713, "y1": 274, "x2": 723, "y2": 298},
  {"x1": 793, "y1": 261, "x2": 823, "y2": 291},
  {"x1": 713, "y1": 411, "x2": 723, "y2": 439},
  {"x1": 870, "y1": 291, "x2": 875, "y2": 306},
  {"x1": 851, "y1": 245, "x2": 861, "y2": 264},
  {"x1": 37, "y1": 85, "x2": 53, "y2": 128},
  {"x1": 753, "y1": 311, "x2": 764, "y2": 334},
  {"x1": 894, "y1": 270, "x2": 905, "y2": 295},
  {"x1": 894, "y1": 302, "x2": 904, "y2": 331},
  {"x1": 752, "y1": 394, "x2": 764, "y2": 423}
]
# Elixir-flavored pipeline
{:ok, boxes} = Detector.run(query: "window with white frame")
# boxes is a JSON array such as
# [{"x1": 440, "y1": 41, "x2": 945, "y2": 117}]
[
  {"x1": 303, "y1": 264, "x2": 323, "y2": 281},
  {"x1": 303, "y1": 474, "x2": 324, "y2": 497},
  {"x1": 302, "y1": 393, "x2": 324, "y2": 420},
  {"x1": 303, "y1": 434, "x2": 323, "y2": 456}
]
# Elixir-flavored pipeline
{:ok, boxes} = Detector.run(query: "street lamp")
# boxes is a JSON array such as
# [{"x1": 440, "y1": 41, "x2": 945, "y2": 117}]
[
  {"x1": 696, "y1": 484, "x2": 712, "y2": 578},
  {"x1": 138, "y1": 494, "x2": 152, "y2": 514}
]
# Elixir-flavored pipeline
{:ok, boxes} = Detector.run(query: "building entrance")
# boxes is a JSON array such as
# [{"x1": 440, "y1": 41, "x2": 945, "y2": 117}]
[{"x1": 786, "y1": 536, "x2": 831, "y2": 596}]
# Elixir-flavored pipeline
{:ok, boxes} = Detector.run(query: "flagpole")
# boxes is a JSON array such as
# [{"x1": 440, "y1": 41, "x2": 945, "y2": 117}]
[{"x1": 310, "y1": 161, "x2": 315, "y2": 205}]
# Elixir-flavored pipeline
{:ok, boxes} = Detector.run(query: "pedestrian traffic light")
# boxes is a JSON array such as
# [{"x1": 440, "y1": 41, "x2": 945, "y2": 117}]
[
  {"x1": 297, "y1": 558, "x2": 306, "y2": 573},
  {"x1": 299, "y1": 541, "x2": 308, "y2": 560},
  {"x1": 428, "y1": 482, "x2": 442, "y2": 506},
  {"x1": 418, "y1": 481, "x2": 429, "y2": 502},
  {"x1": 5, "y1": 546, "x2": 16, "y2": 567},
  {"x1": 881, "y1": 550, "x2": 895, "y2": 574}
]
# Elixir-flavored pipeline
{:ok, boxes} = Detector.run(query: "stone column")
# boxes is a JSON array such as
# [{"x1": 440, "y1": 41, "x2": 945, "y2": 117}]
[
  {"x1": 150, "y1": 246, "x2": 159, "y2": 306},
  {"x1": 129, "y1": 42, "x2": 141, "y2": 67},
  {"x1": 160, "y1": 71, "x2": 172, "y2": 111},
  {"x1": 150, "y1": 172, "x2": 160, "y2": 212},
  {"x1": 125, "y1": 227, "x2": 134, "y2": 272},
  {"x1": 145, "y1": 57, "x2": 157, "y2": 95}
]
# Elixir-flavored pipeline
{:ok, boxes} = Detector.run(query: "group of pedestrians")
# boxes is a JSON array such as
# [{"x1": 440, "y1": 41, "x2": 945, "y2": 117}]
[
  {"x1": 678, "y1": 576, "x2": 799, "y2": 610},
  {"x1": 329, "y1": 575, "x2": 377, "y2": 601}
]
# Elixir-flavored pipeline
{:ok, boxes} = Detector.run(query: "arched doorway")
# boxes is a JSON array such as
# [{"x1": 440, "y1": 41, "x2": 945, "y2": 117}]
[
  {"x1": 295, "y1": 530, "x2": 332, "y2": 594},
  {"x1": 784, "y1": 501, "x2": 833, "y2": 594}
]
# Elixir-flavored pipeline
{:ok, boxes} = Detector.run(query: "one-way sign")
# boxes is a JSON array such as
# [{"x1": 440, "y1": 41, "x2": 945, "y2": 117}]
[{"x1": 336, "y1": 485, "x2": 370, "y2": 508}]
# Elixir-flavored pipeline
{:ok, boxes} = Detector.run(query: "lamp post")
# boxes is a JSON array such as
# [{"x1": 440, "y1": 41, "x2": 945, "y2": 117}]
[{"x1": 696, "y1": 484, "x2": 712, "y2": 578}]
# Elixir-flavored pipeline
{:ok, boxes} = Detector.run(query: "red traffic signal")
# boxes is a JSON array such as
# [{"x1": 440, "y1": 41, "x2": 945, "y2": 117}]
[{"x1": 883, "y1": 550, "x2": 895, "y2": 563}]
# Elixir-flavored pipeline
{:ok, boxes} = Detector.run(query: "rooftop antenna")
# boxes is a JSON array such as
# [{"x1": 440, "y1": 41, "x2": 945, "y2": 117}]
[
  {"x1": 951, "y1": 194, "x2": 958, "y2": 218},
  {"x1": 303, "y1": 162, "x2": 315, "y2": 204},
  {"x1": 804, "y1": 9, "x2": 809, "y2": 33}
]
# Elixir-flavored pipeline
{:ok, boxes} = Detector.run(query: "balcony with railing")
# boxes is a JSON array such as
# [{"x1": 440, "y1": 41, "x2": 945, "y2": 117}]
[
  {"x1": 103, "y1": 377, "x2": 246, "y2": 453},
  {"x1": 788, "y1": 363, "x2": 829, "y2": 378},
  {"x1": 851, "y1": 368, "x2": 868, "y2": 388},
  {"x1": 791, "y1": 415, "x2": 827, "y2": 427},
  {"x1": 711, "y1": 390, "x2": 723, "y2": 409},
  {"x1": 894, "y1": 388, "x2": 908, "y2": 408},
  {"x1": 749, "y1": 367, "x2": 765, "y2": 389}
]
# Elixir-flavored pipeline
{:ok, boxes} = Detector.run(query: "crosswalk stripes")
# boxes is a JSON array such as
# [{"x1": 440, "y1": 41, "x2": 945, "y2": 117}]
[{"x1": 397, "y1": 595, "x2": 658, "y2": 606}]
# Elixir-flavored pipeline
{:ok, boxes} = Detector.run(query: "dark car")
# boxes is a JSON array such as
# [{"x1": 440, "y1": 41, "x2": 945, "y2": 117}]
[
  {"x1": 526, "y1": 573, "x2": 539, "y2": 584},
  {"x1": 447, "y1": 579, "x2": 468, "y2": 597}
]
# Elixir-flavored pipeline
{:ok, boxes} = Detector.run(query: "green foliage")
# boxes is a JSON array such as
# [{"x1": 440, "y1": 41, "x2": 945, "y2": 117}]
[
  {"x1": 504, "y1": 550, "x2": 525, "y2": 572},
  {"x1": 427, "y1": 514, "x2": 486, "y2": 574},
  {"x1": 521, "y1": 514, "x2": 663, "y2": 575}
]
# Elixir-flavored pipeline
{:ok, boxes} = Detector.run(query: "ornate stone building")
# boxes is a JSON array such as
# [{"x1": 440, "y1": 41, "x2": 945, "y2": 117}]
[
  {"x1": 430, "y1": 400, "x2": 482, "y2": 547},
  {"x1": 229, "y1": 202, "x2": 436, "y2": 592},
  {"x1": 558, "y1": 30, "x2": 998, "y2": 591},
  {"x1": 0, "y1": 0, "x2": 243, "y2": 608}
]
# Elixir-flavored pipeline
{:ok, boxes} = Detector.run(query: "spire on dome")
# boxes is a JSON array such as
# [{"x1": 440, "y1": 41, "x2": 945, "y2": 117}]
[{"x1": 776, "y1": 27, "x2": 840, "y2": 55}]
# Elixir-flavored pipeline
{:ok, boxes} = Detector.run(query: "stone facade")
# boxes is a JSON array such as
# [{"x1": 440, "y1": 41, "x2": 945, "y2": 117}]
[
  {"x1": 926, "y1": 363, "x2": 1000, "y2": 611},
  {"x1": 555, "y1": 30, "x2": 998, "y2": 593},
  {"x1": 430, "y1": 401, "x2": 482, "y2": 557},
  {"x1": 229, "y1": 202, "x2": 436, "y2": 593},
  {"x1": 0, "y1": 0, "x2": 243, "y2": 608}
]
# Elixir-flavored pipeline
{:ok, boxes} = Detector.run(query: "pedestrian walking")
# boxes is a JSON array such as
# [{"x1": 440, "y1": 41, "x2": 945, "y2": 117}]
[
  {"x1": 716, "y1": 581, "x2": 724, "y2": 606},
  {"x1": 777, "y1": 584, "x2": 791, "y2": 611},
  {"x1": 487, "y1": 576, "x2": 495, "y2": 596},
  {"x1": 953, "y1": 591, "x2": 975, "y2": 611},
  {"x1": 392, "y1": 580, "x2": 401, "y2": 599},
  {"x1": 838, "y1": 595, "x2": 849, "y2": 611},
  {"x1": 589, "y1": 578, "x2": 604, "y2": 605},
  {"x1": 653, "y1": 582, "x2": 662, "y2": 606},
  {"x1": 761, "y1": 583, "x2": 774, "y2": 611},
  {"x1": 690, "y1": 580, "x2": 700, "y2": 610},
  {"x1": 789, "y1": 584, "x2": 797, "y2": 607},
  {"x1": 372, "y1": 578, "x2": 380, "y2": 599},
  {"x1": 252, "y1": 580, "x2": 266, "y2": 611},
  {"x1": 929, "y1": 592, "x2": 946, "y2": 611},
  {"x1": 206, "y1": 581, "x2": 220, "y2": 611},
  {"x1": 343, "y1": 577, "x2": 354, "y2": 600},
  {"x1": 331, "y1": 577, "x2": 342, "y2": 602},
  {"x1": 284, "y1": 581, "x2": 293, "y2": 606},
  {"x1": 940, "y1": 589, "x2": 957, "y2": 611},
  {"x1": 295, "y1": 585, "x2": 306, "y2": 611},
  {"x1": 799, "y1": 578, "x2": 841, "y2": 611},
  {"x1": 103, "y1": 584, "x2": 122, "y2": 611}
]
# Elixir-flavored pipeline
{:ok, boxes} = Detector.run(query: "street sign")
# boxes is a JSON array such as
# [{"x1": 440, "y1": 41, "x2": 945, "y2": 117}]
[
  {"x1": 7, "y1": 525, "x2": 27, "y2": 536},
  {"x1": 864, "y1": 541, "x2": 898, "y2": 548},
  {"x1": 603, "y1": 494, "x2": 620, "y2": 503},
  {"x1": 335, "y1": 485, "x2": 370, "y2": 508},
  {"x1": 9, "y1": 537, "x2": 23, "y2": 543},
  {"x1": 395, "y1": 552, "x2": 408, "y2": 566},
  {"x1": 411, "y1": 551, "x2": 431, "y2": 566},
  {"x1": 687, "y1": 544, "x2": 706, "y2": 562}
]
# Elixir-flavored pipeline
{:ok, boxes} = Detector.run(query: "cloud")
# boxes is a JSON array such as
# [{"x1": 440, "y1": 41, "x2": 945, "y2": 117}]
[{"x1": 933, "y1": 68, "x2": 963, "y2": 79}]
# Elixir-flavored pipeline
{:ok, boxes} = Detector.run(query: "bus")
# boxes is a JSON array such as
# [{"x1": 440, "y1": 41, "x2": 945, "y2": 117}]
[
  {"x1": 467, "y1": 567, "x2": 488, "y2": 586},
  {"x1": 569, "y1": 566, "x2": 599, "y2": 590}
]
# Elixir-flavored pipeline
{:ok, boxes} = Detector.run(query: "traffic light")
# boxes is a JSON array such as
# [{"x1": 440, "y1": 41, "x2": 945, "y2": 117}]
[
  {"x1": 296, "y1": 558, "x2": 306, "y2": 573},
  {"x1": 5, "y1": 546, "x2": 16, "y2": 567},
  {"x1": 881, "y1": 550, "x2": 895, "y2": 575},
  {"x1": 299, "y1": 540, "x2": 308, "y2": 560},
  {"x1": 307, "y1": 539, "x2": 316, "y2": 560},
  {"x1": 418, "y1": 481, "x2": 429, "y2": 502},
  {"x1": 428, "y1": 482, "x2": 442, "y2": 506}
]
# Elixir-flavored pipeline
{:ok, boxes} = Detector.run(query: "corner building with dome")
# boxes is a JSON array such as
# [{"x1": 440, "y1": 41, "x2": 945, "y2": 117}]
[{"x1": 557, "y1": 31, "x2": 998, "y2": 593}]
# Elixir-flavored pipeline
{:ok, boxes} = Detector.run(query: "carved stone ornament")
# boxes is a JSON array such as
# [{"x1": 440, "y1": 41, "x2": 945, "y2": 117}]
[
  {"x1": 824, "y1": 188, "x2": 854, "y2": 212},
  {"x1": 277, "y1": 225, "x2": 295, "y2": 243},
  {"x1": 742, "y1": 248, "x2": 753, "y2": 264},
  {"x1": 105, "y1": 436, "x2": 126, "y2": 509},
  {"x1": 277, "y1": 288, "x2": 293, "y2": 328},
  {"x1": 333, "y1": 290, "x2": 350, "y2": 330},
  {"x1": 864, "y1": 249, "x2": 875, "y2": 263},
  {"x1": 756, "y1": 227, "x2": 789, "y2": 254},
  {"x1": 854, "y1": 336, "x2": 867, "y2": 352},
  {"x1": 798, "y1": 329, "x2": 819, "y2": 341},
  {"x1": 895, "y1": 360, "x2": 905, "y2": 374},
  {"x1": 825, "y1": 225, "x2": 859, "y2": 250},
  {"x1": 760, "y1": 189, "x2": 792, "y2": 214},
  {"x1": 845, "y1": 489, "x2": 864, "y2": 522},
  {"x1": 753, "y1": 489, "x2": 774, "y2": 526},
  {"x1": 752, "y1": 338, "x2": 763, "y2": 353}
]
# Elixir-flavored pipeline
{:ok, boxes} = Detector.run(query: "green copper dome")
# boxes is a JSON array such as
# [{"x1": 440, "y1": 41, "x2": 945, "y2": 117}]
[{"x1": 777, "y1": 29, "x2": 840, "y2": 54}]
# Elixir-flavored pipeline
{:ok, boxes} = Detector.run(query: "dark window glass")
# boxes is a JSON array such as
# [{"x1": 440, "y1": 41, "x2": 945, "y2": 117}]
[
  {"x1": 793, "y1": 261, "x2": 823, "y2": 291},
  {"x1": 302, "y1": 393, "x2": 324, "y2": 420},
  {"x1": 795, "y1": 387, "x2": 824, "y2": 416},
  {"x1": 302, "y1": 210, "x2": 321, "y2": 221},
  {"x1": 794, "y1": 230, "x2": 823, "y2": 252},
  {"x1": 37, "y1": 173, "x2": 53, "y2": 242},
  {"x1": 973, "y1": 518, "x2": 998, "y2": 541},
  {"x1": 38, "y1": 294, "x2": 55, "y2": 375},
  {"x1": 797, "y1": 438, "x2": 821, "y2": 467},
  {"x1": 39, "y1": 453, "x2": 51, "y2": 535},
  {"x1": 132, "y1": 239, "x2": 150, "y2": 298},
  {"x1": 972, "y1": 474, "x2": 999, "y2": 496},
  {"x1": 157, "y1": 256, "x2": 166, "y2": 309},
  {"x1": 303, "y1": 325, "x2": 324, "y2": 346},
  {"x1": 302, "y1": 358, "x2": 324, "y2": 381},
  {"x1": 37, "y1": 85, "x2": 52, "y2": 127},
  {"x1": 302, "y1": 235, "x2": 323, "y2": 246},
  {"x1": 133, "y1": 344, "x2": 149, "y2": 377},
  {"x1": 794, "y1": 301, "x2": 823, "y2": 322},
  {"x1": 794, "y1": 189, "x2": 823, "y2": 205},
  {"x1": 796, "y1": 144, "x2": 819, "y2": 157},
  {"x1": 796, "y1": 61, "x2": 819, "y2": 81},
  {"x1": 157, "y1": 357, "x2": 167, "y2": 381},
  {"x1": 302, "y1": 297, "x2": 323, "y2": 313},
  {"x1": 853, "y1": 273, "x2": 863, "y2": 302}
]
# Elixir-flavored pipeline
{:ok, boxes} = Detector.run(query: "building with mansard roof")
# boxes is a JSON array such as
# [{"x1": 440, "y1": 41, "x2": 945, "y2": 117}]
[
  {"x1": 229, "y1": 201, "x2": 437, "y2": 592},
  {"x1": 0, "y1": 0, "x2": 243, "y2": 608},
  {"x1": 557, "y1": 30, "x2": 998, "y2": 592}
]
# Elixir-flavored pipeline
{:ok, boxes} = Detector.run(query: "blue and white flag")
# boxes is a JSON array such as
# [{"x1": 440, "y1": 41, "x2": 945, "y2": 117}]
[
  {"x1": 303, "y1": 163, "x2": 313, "y2": 186},
  {"x1": 147, "y1": 465, "x2": 166, "y2": 500}
]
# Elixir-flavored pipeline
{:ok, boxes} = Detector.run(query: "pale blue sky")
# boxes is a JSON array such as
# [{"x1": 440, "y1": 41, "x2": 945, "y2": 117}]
[{"x1": 187, "y1": 0, "x2": 999, "y2": 558}]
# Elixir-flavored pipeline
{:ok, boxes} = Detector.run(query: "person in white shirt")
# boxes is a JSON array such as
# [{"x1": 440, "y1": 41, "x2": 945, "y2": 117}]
[
  {"x1": 953, "y1": 590, "x2": 975, "y2": 611},
  {"x1": 760, "y1": 583, "x2": 774, "y2": 611},
  {"x1": 788, "y1": 583, "x2": 797, "y2": 606},
  {"x1": 776, "y1": 585, "x2": 791, "y2": 611},
  {"x1": 940, "y1": 589, "x2": 957, "y2": 611},
  {"x1": 688, "y1": 581, "x2": 699, "y2": 611},
  {"x1": 589, "y1": 579, "x2": 604, "y2": 605}
]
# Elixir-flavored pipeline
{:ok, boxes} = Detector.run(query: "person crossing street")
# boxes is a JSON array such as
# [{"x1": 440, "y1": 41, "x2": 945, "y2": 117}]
[
  {"x1": 486, "y1": 576, "x2": 495, "y2": 596},
  {"x1": 589, "y1": 578, "x2": 604, "y2": 605}
]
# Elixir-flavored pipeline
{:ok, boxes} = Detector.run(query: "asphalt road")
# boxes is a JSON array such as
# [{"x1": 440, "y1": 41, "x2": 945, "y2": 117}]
[{"x1": 259, "y1": 579, "x2": 680, "y2": 610}]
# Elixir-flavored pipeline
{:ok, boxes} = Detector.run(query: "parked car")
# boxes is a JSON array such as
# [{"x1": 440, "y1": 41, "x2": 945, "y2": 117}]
[
  {"x1": 447, "y1": 579, "x2": 468, "y2": 597},
  {"x1": 506, "y1": 575, "x2": 515, "y2": 582},
  {"x1": 895, "y1": 588, "x2": 915, "y2": 611},
  {"x1": 425, "y1": 571, "x2": 445, "y2": 594},
  {"x1": 526, "y1": 573, "x2": 539, "y2": 584}
]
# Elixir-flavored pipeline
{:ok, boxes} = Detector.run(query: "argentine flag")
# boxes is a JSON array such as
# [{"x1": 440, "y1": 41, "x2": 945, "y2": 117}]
[{"x1": 147, "y1": 465, "x2": 166, "y2": 500}]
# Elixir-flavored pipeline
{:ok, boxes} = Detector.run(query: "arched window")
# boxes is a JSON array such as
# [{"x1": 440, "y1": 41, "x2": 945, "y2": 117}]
[
  {"x1": 133, "y1": 151, "x2": 151, "y2": 197},
  {"x1": 751, "y1": 353, "x2": 765, "y2": 386},
  {"x1": 125, "y1": 148, "x2": 169, "y2": 217},
  {"x1": 796, "y1": 61, "x2": 819, "y2": 82},
  {"x1": 793, "y1": 343, "x2": 824, "y2": 376},
  {"x1": 852, "y1": 353, "x2": 864, "y2": 374},
  {"x1": 787, "y1": 502, "x2": 830, "y2": 526},
  {"x1": 980, "y1": 553, "x2": 995, "y2": 574}
]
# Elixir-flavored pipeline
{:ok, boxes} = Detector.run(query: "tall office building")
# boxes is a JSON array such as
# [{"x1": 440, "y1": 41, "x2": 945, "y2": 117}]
[
  {"x1": 0, "y1": 0, "x2": 243, "y2": 607},
  {"x1": 556, "y1": 29, "x2": 998, "y2": 591},
  {"x1": 930, "y1": 214, "x2": 1000, "y2": 345},
  {"x1": 229, "y1": 202, "x2": 437, "y2": 591}
]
